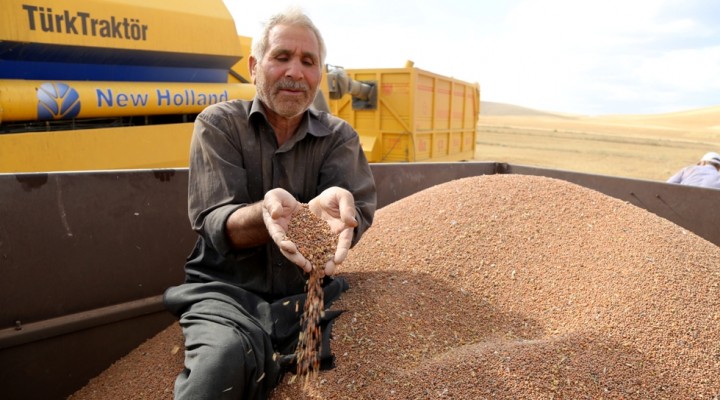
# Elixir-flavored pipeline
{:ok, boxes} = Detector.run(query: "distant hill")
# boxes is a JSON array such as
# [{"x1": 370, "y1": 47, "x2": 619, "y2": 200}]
[
  {"x1": 475, "y1": 102, "x2": 720, "y2": 182},
  {"x1": 480, "y1": 101, "x2": 720, "y2": 125},
  {"x1": 600, "y1": 105, "x2": 720, "y2": 131},
  {"x1": 480, "y1": 101, "x2": 571, "y2": 117},
  {"x1": 480, "y1": 102, "x2": 720, "y2": 132}
]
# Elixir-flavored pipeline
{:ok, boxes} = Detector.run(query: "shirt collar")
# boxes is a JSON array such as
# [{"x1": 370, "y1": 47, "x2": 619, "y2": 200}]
[{"x1": 248, "y1": 96, "x2": 332, "y2": 140}]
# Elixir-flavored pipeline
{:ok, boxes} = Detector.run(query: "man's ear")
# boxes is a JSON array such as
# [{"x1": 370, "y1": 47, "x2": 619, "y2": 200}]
[{"x1": 249, "y1": 56, "x2": 258, "y2": 84}]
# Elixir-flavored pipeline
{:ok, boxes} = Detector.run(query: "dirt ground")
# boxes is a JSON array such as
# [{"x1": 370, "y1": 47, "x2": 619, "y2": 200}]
[{"x1": 474, "y1": 105, "x2": 720, "y2": 182}]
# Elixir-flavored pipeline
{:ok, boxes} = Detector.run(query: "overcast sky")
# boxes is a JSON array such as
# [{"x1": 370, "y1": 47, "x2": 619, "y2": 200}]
[{"x1": 222, "y1": 0, "x2": 720, "y2": 116}]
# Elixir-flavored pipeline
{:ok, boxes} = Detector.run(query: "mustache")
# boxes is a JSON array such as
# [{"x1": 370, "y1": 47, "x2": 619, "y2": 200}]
[{"x1": 275, "y1": 79, "x2": 309, "y2": 92}]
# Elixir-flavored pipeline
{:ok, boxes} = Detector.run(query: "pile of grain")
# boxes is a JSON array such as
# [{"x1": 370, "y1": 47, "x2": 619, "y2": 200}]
[
  {"x1": 272, "y1": 174, "x2": 720, "y2": 399},
  {"x1": 71, "y1": 174, "x2": 720, "y2": 399},
  {"x1": 68, "y1": 322, "x2": 184, "y2": 399}
]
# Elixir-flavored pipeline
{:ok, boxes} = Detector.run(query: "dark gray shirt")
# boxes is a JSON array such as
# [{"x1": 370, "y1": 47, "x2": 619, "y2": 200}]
[{"x1": 183, "y1": 97, "x2": 376, "y2": 301}]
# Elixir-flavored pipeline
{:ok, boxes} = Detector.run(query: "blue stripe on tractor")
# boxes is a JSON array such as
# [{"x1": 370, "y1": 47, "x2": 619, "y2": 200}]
[
  {"x1": 0, "y1": 41, "x2": 242, "y2": 83},
  {"x1": 1, "y1": 59, "x2": 233, "y2": 83}
]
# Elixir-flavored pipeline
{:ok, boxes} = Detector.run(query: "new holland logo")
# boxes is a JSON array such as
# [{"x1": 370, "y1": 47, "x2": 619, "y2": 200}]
[{"x1": 37, "y1": 82, "x2": 81, "y2": 120}]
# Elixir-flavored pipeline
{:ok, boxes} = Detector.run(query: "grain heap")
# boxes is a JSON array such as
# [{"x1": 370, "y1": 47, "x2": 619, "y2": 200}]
[
  {"x1": 71, "y1": 174, "x2": 720, "y2": 399},
  {"x1": 68, "y1": 322, "x2": 183, "y2": 399},
  {"x1": 285, "y1": 203, "x2": 338, "y2": 383},
  {"x1": 271, "y1": 174, "x2": 720, "y2": 399}
]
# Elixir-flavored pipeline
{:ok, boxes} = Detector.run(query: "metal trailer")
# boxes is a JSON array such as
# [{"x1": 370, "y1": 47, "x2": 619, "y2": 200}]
[
  {"x1": 327, "y1": 64, "x2": 479, "y2": 163},
  {"x1": 1, "y1": 162, "x2": 719, "y2": 400}
]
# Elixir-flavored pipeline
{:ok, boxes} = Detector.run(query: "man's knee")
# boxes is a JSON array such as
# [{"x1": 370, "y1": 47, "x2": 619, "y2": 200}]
[
  {"x1": 203, "y1": 329, "x2": 253, "y2": 371},
  {"x1": 176, "y1": 321, "x2": 259, "y2": 399},
  {"x1": 182, "y1": 313, "x2": 259, "y2": 371}
]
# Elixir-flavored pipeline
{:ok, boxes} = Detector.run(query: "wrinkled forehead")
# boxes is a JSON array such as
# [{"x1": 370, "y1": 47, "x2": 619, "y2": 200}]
[{"x1": 266, "y1": 24, "x2": 320, "y2": 59}]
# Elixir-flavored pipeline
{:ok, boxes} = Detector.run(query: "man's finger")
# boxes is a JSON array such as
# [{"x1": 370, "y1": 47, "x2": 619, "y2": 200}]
[{"x1": 339, "y1": 194, "x2": 358, "y2": 227}]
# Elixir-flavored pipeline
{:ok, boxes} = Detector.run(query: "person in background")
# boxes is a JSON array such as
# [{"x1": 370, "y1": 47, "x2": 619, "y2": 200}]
[
  {"x1": 667, "y1": 151, "x2": 720, "y2": 189},
  {"x1": 163, "y1": 7, "x2": 376, "y2": 400}
]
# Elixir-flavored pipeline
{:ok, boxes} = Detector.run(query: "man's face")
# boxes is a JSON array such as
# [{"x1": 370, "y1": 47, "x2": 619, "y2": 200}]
[{"x1": 250, "y1": 24, "x2": 322, "y2": 119}]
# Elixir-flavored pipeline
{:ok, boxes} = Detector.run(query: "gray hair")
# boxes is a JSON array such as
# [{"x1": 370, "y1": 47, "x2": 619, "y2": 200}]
[{"x1": 251, "y1": 7, "x2": 326, "y2": 68}]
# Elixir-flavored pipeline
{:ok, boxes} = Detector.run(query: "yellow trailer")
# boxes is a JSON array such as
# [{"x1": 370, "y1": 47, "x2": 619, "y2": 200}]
[{"x1": 328, "y1": 63, "x2": 480, "y2": 163}]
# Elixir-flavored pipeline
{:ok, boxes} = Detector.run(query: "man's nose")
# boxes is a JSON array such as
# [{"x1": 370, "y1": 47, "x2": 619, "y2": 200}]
[{"x1": 284, "y1": 58, "x2": 304, "y2": 79}]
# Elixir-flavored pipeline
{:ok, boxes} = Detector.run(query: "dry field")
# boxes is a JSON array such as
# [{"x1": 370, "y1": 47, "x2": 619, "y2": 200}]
[{"x1": 474, "y1": 102, "x2": 720, "y2": 182}]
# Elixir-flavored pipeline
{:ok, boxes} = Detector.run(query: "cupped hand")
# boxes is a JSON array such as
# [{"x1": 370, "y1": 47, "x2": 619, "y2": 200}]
[
  {"x1": 308, "y1": 187, "x2": 358, "y2": 276},
  {"x1": 262, "y1": 188, "x2": 312, "y2": 272}
]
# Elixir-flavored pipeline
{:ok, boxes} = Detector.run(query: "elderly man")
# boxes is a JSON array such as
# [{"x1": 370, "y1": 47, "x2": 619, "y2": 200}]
[{"x1": 163, "y1": 8, "x2": 376, "y2": 400}]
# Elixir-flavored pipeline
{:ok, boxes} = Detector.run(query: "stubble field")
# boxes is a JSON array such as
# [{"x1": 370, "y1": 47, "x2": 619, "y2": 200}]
[{"x1": 474, "y1": 103, "x2": 720, "y2": 182}]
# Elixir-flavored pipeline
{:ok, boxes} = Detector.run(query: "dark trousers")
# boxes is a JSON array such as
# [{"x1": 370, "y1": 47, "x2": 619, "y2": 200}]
[{"x1": 164, "y1": 278, "x2": 348, "y2": 400}]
